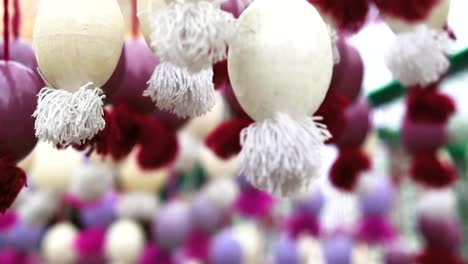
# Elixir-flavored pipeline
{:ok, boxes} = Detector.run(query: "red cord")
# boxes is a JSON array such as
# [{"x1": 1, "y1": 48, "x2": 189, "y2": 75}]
[
  {"x1": 12, "y1": 0, "x2": 19, "y2": 39},
  {"x1": 3, "y1": 0, "x2": 10, "y2": 61},
  {"x1": 131, "y1": 0, "x2": 139, "y2": 37}
]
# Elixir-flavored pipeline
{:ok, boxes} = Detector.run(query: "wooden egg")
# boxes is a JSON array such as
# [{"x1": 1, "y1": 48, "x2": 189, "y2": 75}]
[
  {"x1": 137, "y1": 0, "x2": 168, "y2": 50},
  {"x1": 33, "y1": 0, "x2": 124, "y2": 91},
  {"x1": 228, "y1": 0, "x2": 333, "y2": 121},
  {"x1": 41, "y1": 222, "x2": 78, "y2": 264},
  {"x1": 105, "y1": 219, "x2": 145, "y2": 263}
]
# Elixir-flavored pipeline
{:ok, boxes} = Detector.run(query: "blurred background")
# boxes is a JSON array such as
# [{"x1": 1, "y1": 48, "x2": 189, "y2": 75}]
[{"x1": 0, "y1": 0, "x2": 467, "y2": 263}]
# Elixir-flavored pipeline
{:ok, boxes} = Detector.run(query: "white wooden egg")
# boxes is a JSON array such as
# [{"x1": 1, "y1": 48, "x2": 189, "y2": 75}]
[
  {"x1": 105, "y1": 219, "x2": 145, "y2": 263},
  {"x1": 41, "y1": 222, "x2": 78, "y2": 264},
  {"x1": 228, "y1": 0, "x2": 333, "y2": 121},
  {"x1": 33, "y1": 0, "x2": 124, "y2": 91},
  {"x1": 385, "y1": 0, "x2": 451, "y2": 33},
  {"x1": 137, "y1": 0, "x2": 168, "y2": 50}
]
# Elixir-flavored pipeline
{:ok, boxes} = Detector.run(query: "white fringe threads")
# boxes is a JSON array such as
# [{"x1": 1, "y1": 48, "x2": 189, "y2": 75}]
[
  {"x1": 385, "y1": 25, "x2": 452, "y2": 87},
  {"x1": 150, "y1": 0, "x2": 238, "y2": 73},
  {"x1": 144, "y1": 62, "x2": 215, "y2": 118},
  {"x1": 239, "y1": 113, "x2": 332, "y2": 197},
  {"x1": 327, "y1": 25, "x2": 340, "y2": 65},
  {"x1": 33, "y1": 83, "x2": 106, "y2": 146}
]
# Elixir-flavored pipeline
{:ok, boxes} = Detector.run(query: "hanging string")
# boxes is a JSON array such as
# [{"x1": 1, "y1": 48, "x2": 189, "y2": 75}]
[
  {"x1": 12, "y1": 0, "x2": 19, "y2": 39},
  {"x1": 131, "y1": 0, "x2": 139, "y2": 37},
  {"x1": 3, "y1": 0, "x2": 10, "y2": 61}
]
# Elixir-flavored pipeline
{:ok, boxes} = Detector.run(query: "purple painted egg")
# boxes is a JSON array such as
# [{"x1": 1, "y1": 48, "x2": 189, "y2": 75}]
[
  {"x1": 210, "y1": 229, "x2": 242, "y2": 264},
  {"x1": 0, "y1": 61, "x2": 41, "y2": 162},
  {"x1": 384, "y1": 245, "x2": 414, "y2": 264},
  {"x1": 8, "y1": 222, "x2": 45, "y2": 251},
  {"x1": 222, "y1": 82, "x2": 249, "y2": 119},
  {"x1": 80, "y1": 193, "x2": 116, "y2": 229},
  {"x1": 324, "y1": 234, "x2": 353, "y2": 264},
  {"x1": 360, "y1": 178, "x2": 394, "y2": 216},
  {"x1": 401, "y1": 118, "x2": 448, "y2": 154},
  {"x1": 337, "y1": 99, "x2": 372, "y2": 148},
  {"x1": 329, "y1": 39, "x2": 364, "y2": 103},
  {"x1": 273, "y1": 236, "x2": 299, "y2": 264},
  {"x1": 294, "y1": 190, "x2": 324, "y2": 217},
  {"x1": 108, "y1": 39, "x2": 157, "y2": 114},
  {"x1": 221, "y1": 0, "x2": 245, "y2": 18},
  {"x1": 154, "y1": 201, "x2": 191, "y2": 251},
  {"x1": 0, "y1": 39, "x2": 37, "y2": 71},
  {"x1": 190, "y1": 196, "x2": 223, "y2": 233},
  {"x1": 418, "y1": 215, "x2": 461, "y2": 249}
]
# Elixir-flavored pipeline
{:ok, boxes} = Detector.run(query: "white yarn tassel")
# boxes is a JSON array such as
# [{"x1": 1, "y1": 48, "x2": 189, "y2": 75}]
[
  {"x1": 150, "y1": 0, "x2": 237, "y2": 72},
  {"x1": 327, "y1": 25, "x2": 340, "y2": 65},
  {"x1": 239, "y1": 113, "x2": 332, "y2": 197},
  {"x1": 385, "y1": 25, "x2": 452, "y2": 87},
  {"x1": 144, "y1": 62, "x2": 215, "y2": 118},
  {"x1": 33, "y1": 82, "x2": 106, "y2": 146}
]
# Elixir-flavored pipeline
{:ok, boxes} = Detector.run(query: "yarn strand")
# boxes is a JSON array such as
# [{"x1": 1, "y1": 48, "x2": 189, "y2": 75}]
[
  {"x1": 12, "y1": 0, "x2": 20, "y2": 39},
  {"x1": 3, "y1": 0, "x2": 10, "y2": 61}
]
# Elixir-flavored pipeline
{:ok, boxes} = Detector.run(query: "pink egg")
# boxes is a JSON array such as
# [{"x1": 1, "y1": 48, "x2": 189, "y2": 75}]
[
  {"x1": 329, "y1": 39, "x2": 364, "y2": 103},
  {"x1": 221, "y1": 0, "x2": 246, "y2": 18},
  {"x1": 401, "y1": 118, "x2": 448, "y2": 154},
  {"x1": 337, "y1": 99, "x2": 371, "y2": 148},
  {"x1": 0, "y1": 61, "x2": 41, "y2": 162},
  {"x1": 107, "y1": 39, "x2": 157, "y2": 114},
  {"x1": 0, "y1": 39, "x2": 37, "y2": 71}
]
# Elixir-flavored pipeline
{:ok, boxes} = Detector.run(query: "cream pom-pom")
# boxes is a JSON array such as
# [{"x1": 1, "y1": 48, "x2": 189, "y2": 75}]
[
  {"x1": 199, "y1": 145, "x2": 239, "y2": 179},
  {"x1": 119, "y1": 151, "x2": 170, "y2": 193},
  {"x1": 105, "y1": 219, "x2": 145, "y2": 263},
  {"x1": 149, "y1": 0, "x2": 237, "y2": 72},
  {"x1": 228, "y1": 0, "x2": 333, "y2": 197},
  {"x1": 69, "y1": 163, "x2": 114, "y2": 202},
  {"x1": 33, "y1": 0, "x2": 124, "y2": 146},
  {"x1": 203, "y1": 178, "x2": 239, "y2": 210},
  {"x1": 144, "y1": 62, "x2": 215, "y2": 118},
  {"x1": 232, "y1": 223, "x2": 264, "y2": 264},
  {"x1": 174, "y1": 131, "x2": 201, "y2": 173},
  {"x1": 17, "y1": 191, "x2": 59, "y2": 226},
  {"x1": 116, "y1": 192, "x2": 159, "y2": 221},
  {"x1": 42, "y1": 222, "x2": 78, "y2": 264},
  {"x1": 183, "y1": 91, "x2": 225, "y2": 140},
  {"x1": 29, "y1": 142, "x2": 82, "y2": 194},
  {"x1": 417, "y1": 189, "x2": 456, "y2": 218},
  {"x1": 385, "y1": 25, "x2": 452, "y2": 87}
]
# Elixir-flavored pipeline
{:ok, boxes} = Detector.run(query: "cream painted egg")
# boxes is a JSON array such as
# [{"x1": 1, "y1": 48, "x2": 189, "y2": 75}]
[
  {"x1": 105, "y1": 219, "x2": 145, "y2": 263},
  {"x1": 228, "y1": 0, "x2": 333, "y2": 121},
  {"x1": 199, "y1": 145, "x2": 239, "y2": 179},
  {"x1": 203, "y1": 178, "x2": 239, "y2": 210},
  {"x1": 233, "y1": 223, "x2": 263, "y2": 264},
  {"x1": 33, "y1": 0, "x2": 124, "y2": 91},
  {"x1": 183, "y1": 92, "x2": 225, "y2": 140},
  {"x1": 119, "y1": 151, "x2": 170, "y2": 193},
  {"x1": 29, "y1": 142, "x2": 83, "y2": 194},
  {"x1": 137, "y1": 0, "x2": 168, "y2": 49},
  {"x1": 41, "y1": 222, "x2": 78, "y2": 264},
  {"x1": 297, "y1": 236, "x2": 323, "y2": 264},
  {"x1": 17, "y1": 147, "x2": 36, "y2": 173},
  {"x1": 384, "y1": 0, "x2": 451, "y2": 33}
]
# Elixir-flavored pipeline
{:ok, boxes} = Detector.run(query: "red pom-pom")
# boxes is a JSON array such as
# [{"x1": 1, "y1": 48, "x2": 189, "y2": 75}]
[
  {"x1": 416, "y1": 246, "x2": 464, "y2": 264},
  {"x1": 213, "y1": 60, "x2": 229, "y2": 89},
  {"x1": 308, "y1": 0, "x2": 370, "y2": 33},
  {"x1": 373, "y1": 0, "x2": 441, "y2": 23},
  {"x1": 407, "y1": 87, "x2": 455, "y2": 124},
  {"x1": 0, "y1": 159, "x2": 27, "y2": 213},
  {"x1": 330, "y1": 148, "x2": 370, "y2": 191},
  {"x1": 205, "y1": 118, "x2": 254, "y2": 160},
  {"x1": 135, "y1": 115, "x2": 179, "y2": 170},
  {"x1": 410, "y1": 153, "x2": 457, "y2": 188},
  {"x1": 316, "y1": 90, "x2": 350, "y2": 144}
]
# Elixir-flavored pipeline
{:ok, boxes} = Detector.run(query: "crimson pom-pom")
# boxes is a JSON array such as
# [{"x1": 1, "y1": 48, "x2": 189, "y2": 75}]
[
  {"x1": 416, "y1": 246, "x2": 464, "y2": 264},
  {"x1": 205, "y1": 118, "x2": 254, "y2": 160},
  {"x1": 213, "y1": 60, "x2": 229, "y2": 89},
  {"x1": 407, "y1": 86, "x2": 455, "y2": 124},
  {"x1": 373, "y1": 0, "x2": 441, "y2": 23},
  {"x1": 316, "y1": 90, "x2": 350, "y2": 144},
  {"x1": 330, "y1": 148, "x2": 370, "y2": 191},
  {"x1": 135, "y1": 115, "x2": 179, "y2": 170},
  {"x1": 0, "y1": 158, "x2": 27, "y2": 213},
  {"x1": 308, "y1": 0, "x2": 370, "y2": 33},
  {"x1": 410, "y1": 152, "x2": 457, "y2": 188}
]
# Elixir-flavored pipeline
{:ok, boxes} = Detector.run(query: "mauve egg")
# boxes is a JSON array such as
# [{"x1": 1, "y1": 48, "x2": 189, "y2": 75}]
[
  {"x1": 8, "y1": 222, "x2": 45, "y2": 251},
  {"x1": 417, "y1": 215, "x2": 462, "y2": 249},
  {"x1": 221, "y1": 0, "x2": 245, "y2": 18},
  {"x1": 329, "y1": 39, "x2": 363, "y2": 103},
  {"x1": 0, "y1": 61, "x2": 41, "y2": 162},
  {"x1": 294, "y1": 190, "x2": 324, "y2": 217},
  {"x1": 273, "y1": 236, "x2": 299, "y2": 264},
  {"x1": 79, "y1": 193, "x2": 116, "y2": 229},
  {"x1": 337, "y1": 99, "x2": 371, "y2": 148},
  {"x1": 0, "y1": 39, "x2": 38, "y2": 71},
  {"x1": 153, "y1": 201, "x2": 191, "y2": 251},
  {"x1": 210, "y1": 229, "x2": 242, "y2": 264},
  {"x1": 401, "y1": 118, "x2": 448, "y2": 154},
  {"x1": 324, "y1": 234, "x2": 353, "y2": 264},
  {"x1": 190, "y1": 195, "x2": 223, "y2": 233},
  {"x1": 108, "y1": 39, "x2": 157, "y2": 113}
]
